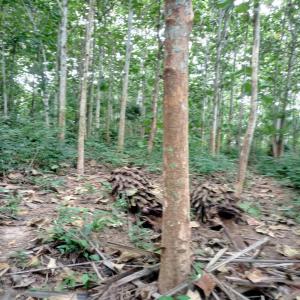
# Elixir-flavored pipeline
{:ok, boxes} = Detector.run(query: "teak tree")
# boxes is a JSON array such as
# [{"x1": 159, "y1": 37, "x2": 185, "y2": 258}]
[
  {"x1": 77, "y1": 0, "x2": 95, "y2": 175},
  {"x1": 159, "y1": 0, "x2": 193, "y2": 293},
  {"x1": 235, "y1": 0, "x2": 261, "y2": 197}
]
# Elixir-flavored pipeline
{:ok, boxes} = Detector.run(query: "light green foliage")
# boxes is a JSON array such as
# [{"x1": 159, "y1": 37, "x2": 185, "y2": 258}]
[
  {"x1": 48, "y1": 206, "x2": 123, "y2": 255},
  {"x1": 238, "y1": 201, "x2": 261, "y2": 218},
  {"x1": 128, "y1": 221, "x2": 155, "y2": 251},
  {"x1": 0, "y1": 193, "x2": 22, "y2": 216},
  {"x1": 256, "y1": 155, "x2": 300, "y2": 189},
  {"x1": 281, "y1": 198, "x2": 300, "y2": 224}
]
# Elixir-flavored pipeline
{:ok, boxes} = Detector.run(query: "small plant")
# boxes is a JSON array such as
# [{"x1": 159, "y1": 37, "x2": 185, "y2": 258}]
[
  {"x1": 128, "y1": 221, "x2": 155, "y2": 251},
  {"x1": 191, "y1": 261, "x2": 203, "y2": 280},
  {"x1": 282, "y1": 198, "x2": 300, "y2": 223},
  {"x1": 238, "y1": 201, "x2": 261, "y2": 218},
  {"x1": 0, "y1": 193, "x2": 22, "y2": 216},
  {"x1": 9, "y1": 250, "x2": 29, "y2": 268},
  {"x1": 30, "y1": 176, "x2": 65, "y2": 191}
]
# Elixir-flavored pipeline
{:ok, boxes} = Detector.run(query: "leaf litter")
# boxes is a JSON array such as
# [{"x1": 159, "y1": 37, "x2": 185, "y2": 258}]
[{"x1": 0, "y1": 163, "x2": 299, "y2": 299}]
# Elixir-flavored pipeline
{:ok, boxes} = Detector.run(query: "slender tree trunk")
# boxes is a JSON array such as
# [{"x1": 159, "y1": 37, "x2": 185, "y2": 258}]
[
  {"x1": 200, "y1": 42, "x2": 209, "y2": 145},
  {"x1": 58, "y1": 0, "x2": 68, "y2": 141},
  {"x1": 273, "y1": 14, "x2": 296, "y2": 157},
  {"x1": 210, "y1": 9, "x2": 229, "y2": 155},
  {"x1": 1, "y1": 40, "x2": 8, "y2": 118},
  {"x1": 106, "y1": 56, "x2": 114, "y2": 144},
  {"x1": 137, "y1": 55, "x2": 146, "y2": 139},
  {"x1": 148, "y1": 8, "x2": 162, "y2": 153},
  {"x1": 95, "y1": 48, "x2": 103, "y2": 133},
  {"x1": 159, "y1": 0, "x2": 193, "y2": 293},
  {"x1": 226, "y1": 47, "x2": 237, "y2": 148},
  {"x1": 235, "y1": 1, "x2": 260, "y2": 197},
  {"x1": 77, "y1": 0, "x2": 95, "y2": 175},
  {"x1": 117, "y1": 2, "x2": 133, "y2": 152}
]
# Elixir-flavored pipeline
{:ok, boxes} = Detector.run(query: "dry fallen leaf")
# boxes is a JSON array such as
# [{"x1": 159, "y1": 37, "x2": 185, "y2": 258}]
[
  {"x1": 246, "y1": 268, "x2": 265, "y2": 283},
  {"x1": 47, "y1": 258, "x2": 57, "y2": 273},
  {"x1": 186, "y1": 289, "x2": 202, "y2": 300},
  {"x1": 117, "y1": 250, "x2": 142, "y2": 263},
  {"x1": 194, "y1": 272, "x2": 216, "y2": 297},
  {"x1": 190, "y1": 221, "x2": 200, "y2": 228},
  {"x1": 27, "y1": 256, "x2": 40, "y2": 267},
  {"x1": 49, "y1": 294, "x2": 79, "y2": 300},
  {"x1": 246, "y1": 216, "x2": 263, "y2": 226},
  {"x1": 277, "y1": 245, "x2": 300, "y2": 258},
  {"x1": 0, "y1": 262, "x2": 10, "y2": 270}
]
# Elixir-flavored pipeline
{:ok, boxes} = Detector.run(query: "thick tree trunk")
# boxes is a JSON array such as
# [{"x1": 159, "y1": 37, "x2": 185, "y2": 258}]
[
  {"x1": 159, "y1": 0, "x2": 193, "y2": 293},
  {"x1": 117, "y1": 3, "x2": 133, "y2": 152},
  {"x1": 77, "y1": 0, "x2": 95, "y2": 175},
  {"x1": 148, "y1": 9, "x2": 162, "y2": 153},
  {"x1": 235, "y1": 1, "x2": 260, "y2": 197},
  {"x1": 210, "y1": 9, "x2": 229, "y2": 155},
  {"x1": 58, "y1": 0, "x2": 68, "y2": 141},
  {"x1": 1, "y1": 40, "x2": 8, "y2": 118}
]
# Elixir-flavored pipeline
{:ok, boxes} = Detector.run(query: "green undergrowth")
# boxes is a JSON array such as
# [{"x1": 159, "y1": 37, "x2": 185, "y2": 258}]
[
  {"x1": 0, "y1": 120, "x2": 235, "y2": 176},
  {"x1": 256, "y1": 154, "x2": 300, "y2": 189}
]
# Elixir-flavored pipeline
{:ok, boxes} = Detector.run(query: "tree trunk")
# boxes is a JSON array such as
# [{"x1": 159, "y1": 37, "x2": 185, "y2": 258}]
[
  {"x1": 117, "y1": 2, "x2": 133, "y2": 152},
  {"x1": 200, "y1": 42, "x2": 209, "y2": 145},
  {"x1": 95, "y1": 48, "x2": 103, "y2": 133},
  {"x1": 24, "y1": 3, "x2": 50, "y2": 127},
  {"x1": 148, "y1": 7, "x2": 162, "y2": 153},
  {"x1": 58, "y1": 0, "x2": 68, "y2": 141},
  {"x1": 1, "y1": 40, "x2": 8, "y2": 118},
  {"x1": 159, "y1": 0, "x2": 193, "y2": 293},
  {"x1": 106, "y1": 56, "x2": 114, "y2": 144},
  {"x1": 77, "y1": 0, "x2": 95, "y2": 175},
  {"x1": 226, "y1": 47, "x2": 237, "y2": 148},
  {"x1": 235, "y1": 1, "x2": 260, "y2": 197},
  {"x1": 272, "y1": 10, "x2": 296, "y2": 158},
  {"x1": 210, "y1": 9, "x2": 229, "y2": 155}
]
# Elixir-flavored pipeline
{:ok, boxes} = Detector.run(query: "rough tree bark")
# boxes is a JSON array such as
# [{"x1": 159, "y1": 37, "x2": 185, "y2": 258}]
[
  {"x1": 58, "y1": 0, "x2": 68, "y2": 141},
  {"x1": 77, "y1": 0, "x2": 95, "y2": 175},
  {"x1": 117, "y1": 1, "x2": 133, "y2": 152},
  {"x1": 1, "y1": 40, "x2": 8, "y2": 118},
  {"x1": 148, "y1": 6, "x2": 162, "y2": 153},
  {"x1": 210, "y1": 9, "x2": 229, "y2": 155},
  {"x1": 158, "y1": 0, "x2": 193, "y2": 293},
  {"x1": 235, "y1": 0, "x2": 260, "y2": 197}
]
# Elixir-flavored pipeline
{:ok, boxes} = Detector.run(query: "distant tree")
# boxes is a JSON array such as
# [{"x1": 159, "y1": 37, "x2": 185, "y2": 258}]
[
  {"x1": 235, "y1": 0, "x2": 260, "y2": 197},
  {"x1": 77, "y1": 0, "x2": 95, "y2": 175},
  {"x1": 58, "y1": 0, "x2": 68, "y2": 141}
]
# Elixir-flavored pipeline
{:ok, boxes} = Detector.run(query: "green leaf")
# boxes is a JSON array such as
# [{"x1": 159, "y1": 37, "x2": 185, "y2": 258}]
[
  {"x1": 81, "y1": 273, "x2": 90, "y2": 286},
  {"x1": 158, "y1": 297, "x2": 173, "y2": 300},
  {"x1": 235, "y1": 2, "x2": 249, "y2": 13},
  {"x1": 176, "y1": 296, "x2": 191, "y2": 300},
  {"x1": 217, "y1": 0, "x2": 234, "y2": 9},
  {"x1": 243, "y1": 81, "x2": 252, "y2": 95}
]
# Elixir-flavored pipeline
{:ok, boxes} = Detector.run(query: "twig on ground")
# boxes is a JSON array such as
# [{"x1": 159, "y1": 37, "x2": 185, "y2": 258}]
[
  {"x1": 207, "y1": 237, "x2": 269, "y2": 272},
  {"x1": 4, "y1": 261, "x2": 92, "y2": 276}
]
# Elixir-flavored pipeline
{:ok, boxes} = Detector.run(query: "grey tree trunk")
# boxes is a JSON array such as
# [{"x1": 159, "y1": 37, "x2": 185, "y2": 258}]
[
  {"x1": 148, "y1": 8, "x2": 162, "y2": 153},
  {"x1": 77, "y1": 0, "x2": 95, "y2": 175},
  {"x1": 117, "y1": 2, "x2": 133, "y2": 152},
  {"x1": 95, "y1": 48, "x2": 103, "y2": 133},
  {"x1": 1, "y1": 40, "x2": 8, "y2": 118},
  {"x1": 24, "y1": 3, "x2": 50, "y2": 127},
  {"x1": 235, "y1": 0, "x2": 260, "y2": 197},
  {"x1": 58, "y1": 0, "x2": 68, "y2": 141},
  {"x1": 210, "y1": 9, "x2": 229, "y2": 155}
]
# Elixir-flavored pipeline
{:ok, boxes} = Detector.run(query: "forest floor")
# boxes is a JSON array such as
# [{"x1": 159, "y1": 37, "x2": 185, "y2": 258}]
[{"x1": 0, "y1": 161, "x2": 299, "y2": 300}]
